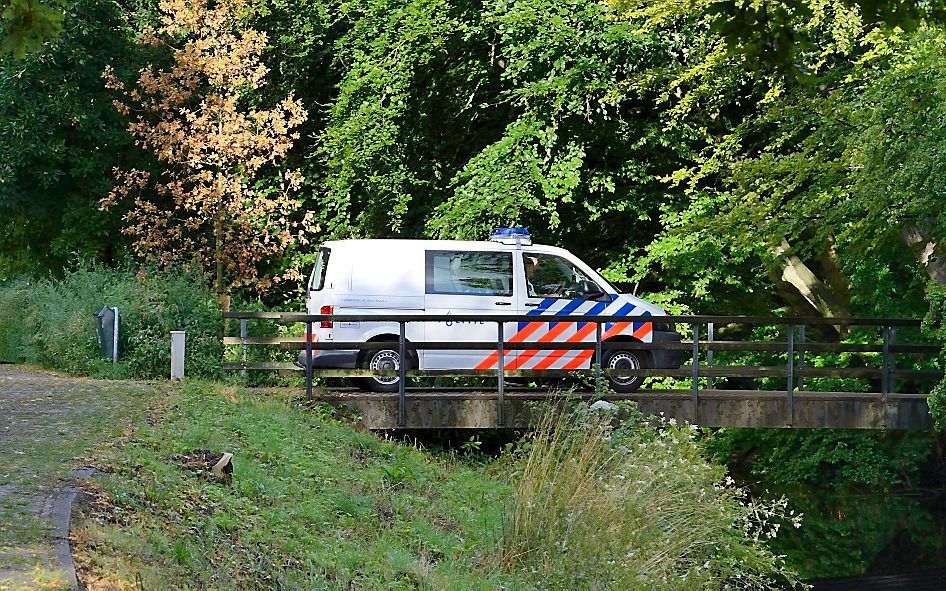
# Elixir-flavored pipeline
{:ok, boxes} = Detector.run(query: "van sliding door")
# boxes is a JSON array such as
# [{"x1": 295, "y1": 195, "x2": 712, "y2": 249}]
[{"x1": 423, "y1": 250, "x2": 517, "y2": 370}]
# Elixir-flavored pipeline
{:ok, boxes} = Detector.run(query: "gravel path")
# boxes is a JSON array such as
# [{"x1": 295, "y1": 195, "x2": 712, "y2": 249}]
[{"x1": 0, "y1": 366, "x2": 155, "y2": 590}]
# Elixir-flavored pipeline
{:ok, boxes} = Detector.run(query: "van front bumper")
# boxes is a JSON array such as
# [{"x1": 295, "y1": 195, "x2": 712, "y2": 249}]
[
  {"x1": 650, "y1": 330, "x2": 683, "y2": 369},
  {"x1": 295, "y1": 349, "x2": 359, "y2": 370}
]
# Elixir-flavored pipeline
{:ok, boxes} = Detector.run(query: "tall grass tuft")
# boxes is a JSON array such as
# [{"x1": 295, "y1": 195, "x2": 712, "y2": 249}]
[{"x1": 499, "y1": 406, "x2": 802, "y2": 590}]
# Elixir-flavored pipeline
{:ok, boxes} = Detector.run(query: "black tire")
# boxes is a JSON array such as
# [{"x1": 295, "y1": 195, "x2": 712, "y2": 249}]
[
  {"x1": 602, "y1": 348, "x2": 649, "y2": 393},
  {"x1": 356, "y1": 347, "x2": 408, "y2": 393}
]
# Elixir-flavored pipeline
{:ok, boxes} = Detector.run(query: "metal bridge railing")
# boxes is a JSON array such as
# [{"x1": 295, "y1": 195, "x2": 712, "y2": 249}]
[{"x1": 222, "y1": 313, "x2": 943, "y2": 428}]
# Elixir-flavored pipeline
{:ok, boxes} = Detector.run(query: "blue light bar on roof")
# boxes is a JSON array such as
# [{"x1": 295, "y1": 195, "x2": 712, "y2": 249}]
[{"x1": 489, "y1": 227, "x2": 532, "y2": 246}]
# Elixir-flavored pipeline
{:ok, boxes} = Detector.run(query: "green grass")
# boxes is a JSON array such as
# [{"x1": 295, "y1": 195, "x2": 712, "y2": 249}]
[
  {"x1": 74, "y1": 382, "x2": 515, "y2": 589},
  {"x1": 73, "y1": 383, "x2": 800, "y2": 590}
]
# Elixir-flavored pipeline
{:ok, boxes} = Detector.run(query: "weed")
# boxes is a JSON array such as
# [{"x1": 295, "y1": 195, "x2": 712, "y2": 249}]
[{"x1": 498, "y1": 407, "x2": 803, "y2": 590}]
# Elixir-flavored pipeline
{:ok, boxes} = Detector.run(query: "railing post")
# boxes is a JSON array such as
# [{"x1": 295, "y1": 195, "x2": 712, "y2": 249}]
[
  {"x1": 497, "y1": 321, "x2": 505, "y2": 427},
  {"x1": 240, "y1": 318, "x2": 248, "y2": 379},
  {"x1": 786, "y1": 324, "x2": 795, "y2": 427},
  {"x1": 890, "y1": 327, "x2": 897, "y2": 395},
  {"x1": 398, "y1": 321, "x2": 407, "y2": 428},
  {"x1": 797, "y1": 324, "x2": 805, "y2": 392},
  {"x1": 691, "y1": 322, "x2": 699, "y2": 423},
  {"x1": 882, "y1": 325, "x2": 891, "y2": 428},
  {"x1": 706, "y1": 322, "x2": 714, "y2": 390},
  {"x1": 305, "y1": 321, "x2": 313, "y2": 401},
  {"x1": 594, "y1": 321, "x2": 603, "y2": 387}
]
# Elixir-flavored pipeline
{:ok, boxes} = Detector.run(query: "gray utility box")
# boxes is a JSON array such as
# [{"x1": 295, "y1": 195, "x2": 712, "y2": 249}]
[{"x1": 94, "y1": 306, "x2": 120, "y2": 362}]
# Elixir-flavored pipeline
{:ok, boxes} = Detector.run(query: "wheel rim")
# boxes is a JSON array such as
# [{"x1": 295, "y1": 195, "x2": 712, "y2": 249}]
[
  {"x1": 369, "y1": 350, "x2": 400, "y2": 385},
  {"x1": 607, "y1": 352, "x2": 640, "y2": 385}
]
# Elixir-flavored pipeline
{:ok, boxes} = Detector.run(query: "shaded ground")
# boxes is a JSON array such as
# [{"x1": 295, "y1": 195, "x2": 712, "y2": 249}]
[{"x1": 0, "y1": 366, "x2": 159, "y2": 590}]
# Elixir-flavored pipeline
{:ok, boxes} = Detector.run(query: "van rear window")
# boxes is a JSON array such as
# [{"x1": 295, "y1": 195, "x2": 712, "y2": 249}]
[
  {"x1": 426, "y1": 251, "x2": 513, "y2": 297},
  {"x1": 309, "y1": 247, "x2": 330, "y2": 291}
]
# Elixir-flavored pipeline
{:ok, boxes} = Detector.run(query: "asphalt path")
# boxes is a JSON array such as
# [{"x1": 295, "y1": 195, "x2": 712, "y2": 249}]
[{"x1": 0, "y1": 366, "x2": 152, "y2": 590}]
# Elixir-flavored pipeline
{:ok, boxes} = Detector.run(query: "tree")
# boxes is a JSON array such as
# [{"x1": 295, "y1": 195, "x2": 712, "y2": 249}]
[
  {"x1": 103, "y1": 0, "x2": 308, "y2": 295},
  {"x1": 0, "y1": 0, "x2": 143, "y2": 277},
  {"x1": 1, "y1": 0, "x2": 64, "y2": 57}
]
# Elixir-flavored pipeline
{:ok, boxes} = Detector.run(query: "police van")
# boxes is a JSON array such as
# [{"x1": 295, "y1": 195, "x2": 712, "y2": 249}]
[{"x1": 298, "y1": 229, "x2": 682, "y2": 392}]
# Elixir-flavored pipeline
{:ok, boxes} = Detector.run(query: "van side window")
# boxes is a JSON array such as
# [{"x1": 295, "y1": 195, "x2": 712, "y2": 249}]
[
  {"x1": 522, "y1": 252, "x2": 600, "y2": 299},
  {"x1": 309, "y1": 247, "x2": 330, "y2": 291},
  {"x1": 425, "y1": 251, "x2": 513, "y2": 297}
]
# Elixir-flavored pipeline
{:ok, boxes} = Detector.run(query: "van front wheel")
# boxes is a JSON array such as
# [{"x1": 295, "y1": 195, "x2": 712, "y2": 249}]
[
  {"x1": 602, "y1": 348, "x2": 648, "y2": 393},
  {"x1": 357, "y1": 348, "x2": 405, "y2": 393}
]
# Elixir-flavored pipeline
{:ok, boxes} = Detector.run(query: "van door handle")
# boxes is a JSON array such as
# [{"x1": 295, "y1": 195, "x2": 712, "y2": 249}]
[
  {"x1": 495, "y1": 301, "x2": 512, "y2": 306},
  {"x1": 524, "y1": 302, "x2": 540, "y2": 307}
]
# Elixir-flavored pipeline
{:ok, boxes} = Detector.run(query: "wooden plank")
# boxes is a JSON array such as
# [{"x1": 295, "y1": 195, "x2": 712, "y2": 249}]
[
  {"x1": 891, "y1": 369, "x2": 945, "y2": 379},
  {"x1": 222, "y1": 362, "x2": 300, "y2": 371},
  {"x1": 223, "y1": 336, "x2": 305, "y2": 345},
  {"x1": 890, "y1": 344, "x2": 943, "y2": 354},
  {"x1": 223, "y1": 311, "x2": 284, "y2": 319},
  {"x1": 312, "y1": 389, "x2": 929, "y2": 402},
  {"x1": 796, "y1": 367, "x2": 881, "y2": 378},
  {"x1": 228, "y1": 337, "x2": 942, "y2": 356},
  {"x1": 224, "y1": 362, "x2": 943, "y2": 382},
  {"x1": 228, "y1": 311, "x2": 923, "y2": 327},
  {"x1": 274, "y1": 337, "x2": 942, "y2": 354},
  {"x1": 280, "y1": 341, "x2": 597, "y2": 351}
]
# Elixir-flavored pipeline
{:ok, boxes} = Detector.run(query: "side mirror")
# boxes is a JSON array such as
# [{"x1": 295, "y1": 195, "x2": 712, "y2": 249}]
[{"x1": 580, "y1": 280, "x2": 607, "y2": 301}]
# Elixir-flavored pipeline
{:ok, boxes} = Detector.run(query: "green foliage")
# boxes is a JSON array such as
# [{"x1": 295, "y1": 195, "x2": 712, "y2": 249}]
[
  {"x1": 704, "y1": 429, "x2": 932, "y2": 489},
  {"x1": 428, "y1": 0, "x2": 676, "y2": 245},
  {"x1": 766, "y1": 490, "x2": 946, "y2": 579},
  {"x1": 0, "y1": 0, "x2": 147, "y2": 276},
  {"x1": 924, "y1": 283, "x2": 946, "y2": 428},
  {"x1": 315, "y1": 0, "x2": 489, "y2": 237},
  {"x1": 0, "y1": 0, "x2": 64, "y2": 57},
  {"x1": 0, "y1": 267, "x2": 222, "y2": 379},
  {"x1": 703, "y1": 428, "x2": 943, "y2": 578}
]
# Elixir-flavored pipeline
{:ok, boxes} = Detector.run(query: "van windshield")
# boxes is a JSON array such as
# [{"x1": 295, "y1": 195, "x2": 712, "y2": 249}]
[{"x1": 309, "y1": 247, "x2": 330, "y2": 291}]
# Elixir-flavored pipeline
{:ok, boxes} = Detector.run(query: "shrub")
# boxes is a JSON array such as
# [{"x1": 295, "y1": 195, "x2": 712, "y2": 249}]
[
  {"x1": 923, "y1": 282, "x2": 946, "y2": 429},
  {"x1": 0, "y1": 267, "x2": 222, "y2": 379},
  {"x1": 498, "y1": 406, "x2": 802, "y2": 589}
]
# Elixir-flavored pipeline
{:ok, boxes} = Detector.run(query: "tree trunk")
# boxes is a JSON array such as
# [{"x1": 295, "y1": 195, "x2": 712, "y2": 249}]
[
  {"x1": 900, "y1": 222, "x2": 946, "y2": 285},
  {"x1": 773, "y1": 239, "x2": 852, "y2": 320},
  {"x1": 214, "y1": 209, "x2": 230, "y2": 314},
  {"x1": 817, "y1": 244, "x2": 851, "y2": 307}
]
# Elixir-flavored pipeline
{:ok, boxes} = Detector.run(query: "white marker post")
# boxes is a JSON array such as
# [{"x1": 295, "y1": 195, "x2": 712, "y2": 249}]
[
  {"x1": 170, "y1": 331, "x2": 186, "y2": 380},
  {"x1": 112, "y1": 307, "x2": 120, "y2": 363}
]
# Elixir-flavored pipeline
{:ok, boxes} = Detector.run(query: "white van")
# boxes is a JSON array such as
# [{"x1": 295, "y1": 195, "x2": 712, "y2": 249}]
[{"x1": 298, "y1": 229, "x2": 682, "y2": 392}]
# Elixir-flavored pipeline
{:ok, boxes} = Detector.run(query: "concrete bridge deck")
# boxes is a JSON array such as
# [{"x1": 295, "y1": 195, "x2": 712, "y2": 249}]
[{"x1": 316, "y1": 388, "x2": 932, "y2": 430}]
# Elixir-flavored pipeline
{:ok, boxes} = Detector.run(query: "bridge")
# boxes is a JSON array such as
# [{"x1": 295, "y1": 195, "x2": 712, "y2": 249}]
[{"x1": 223, "y1": 312, "x2": 942, "y2": 430}]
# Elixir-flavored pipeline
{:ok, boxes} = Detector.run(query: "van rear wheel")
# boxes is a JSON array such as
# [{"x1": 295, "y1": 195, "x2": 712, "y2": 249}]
[
  {"x1": 602, "y1": 348, "x2": 648, "y2": 393},
  {"x1": 357, "y1": 348, "x2": 406, "y2": 393}
]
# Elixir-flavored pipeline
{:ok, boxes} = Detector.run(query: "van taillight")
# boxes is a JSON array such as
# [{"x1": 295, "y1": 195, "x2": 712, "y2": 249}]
[{"x1": 320, "y1": 305, "x2": 333, "y2": 328}]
